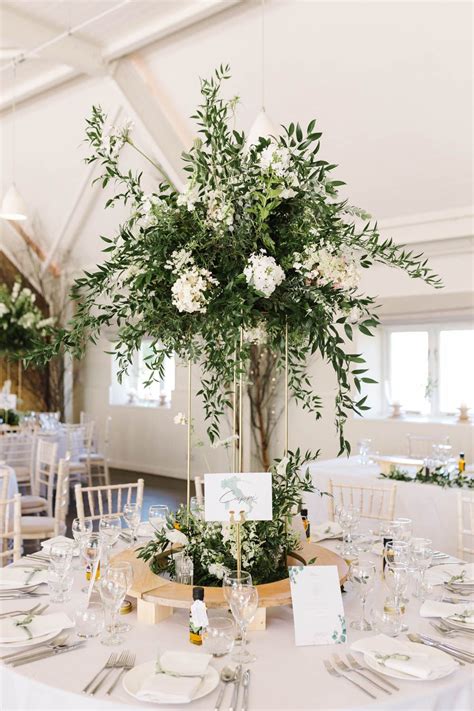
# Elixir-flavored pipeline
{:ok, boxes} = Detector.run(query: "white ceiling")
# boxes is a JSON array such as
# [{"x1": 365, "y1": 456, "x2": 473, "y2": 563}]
[{"x1": 0, "y1": 0, "x2": 472, "y2": 277}]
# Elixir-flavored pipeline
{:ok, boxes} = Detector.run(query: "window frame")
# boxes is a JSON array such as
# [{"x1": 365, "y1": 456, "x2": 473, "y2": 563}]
[{"x1": 382, "y1": 321, "x2": 473, "y2": 417}]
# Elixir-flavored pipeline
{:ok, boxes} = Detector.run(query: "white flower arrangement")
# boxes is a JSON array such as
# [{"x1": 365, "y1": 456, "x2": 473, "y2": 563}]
[
  {"x1": 165, "y1": 528, "x2": 189, "y2": 547},
  {"x1": 0, "y1": 280, "x2": 54, "y2": 354},
  {"x1": 244, "y1": 251, "x2": 285, "y2": 298},
  {"x1": 293, "y1": 245, "x2": 359, "y2": 292},
  {"x1": 171, "y1": 265, "x2": 218, "y2": 313}
]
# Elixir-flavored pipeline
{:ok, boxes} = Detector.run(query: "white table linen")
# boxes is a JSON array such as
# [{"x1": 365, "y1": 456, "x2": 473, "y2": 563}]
[
  {"x1": 1, "y1": 540, "x2": 473, "y2": 711},
  {"x1": 307, "y1": 457, "x2": 462, "y2": 556}
]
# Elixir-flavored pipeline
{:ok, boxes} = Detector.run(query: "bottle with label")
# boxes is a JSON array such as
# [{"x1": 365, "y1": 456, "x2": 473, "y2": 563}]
[
  {"x1": 189, "y1": 587, "x2": 208, "y2": 645},
  {"x1": 300, "y1": 508, "x2": 311, "y2": 539},
  {"x1": 458, "y1": 452, "x2": 466, "y2": 473},
  {"x1": 85, "y1": 561, "x2": 100, "y2": 581}
]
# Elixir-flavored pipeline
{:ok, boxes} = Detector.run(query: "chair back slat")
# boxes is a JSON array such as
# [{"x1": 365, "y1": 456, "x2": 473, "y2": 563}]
[
  {"x1": 74, "y1": 479, "x2": 145, "y2": 524},
  {"x1": 328, "y1": 479, "x2": 397, "y2": 522},
  {"x1": 34, "y1": 438, "x2": 58, "y2": 515}
]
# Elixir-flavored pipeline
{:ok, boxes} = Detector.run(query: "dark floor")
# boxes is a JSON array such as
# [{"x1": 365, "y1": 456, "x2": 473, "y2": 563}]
[{"x1": 64, "y1": 468, "x2": 187, "y2": 536}]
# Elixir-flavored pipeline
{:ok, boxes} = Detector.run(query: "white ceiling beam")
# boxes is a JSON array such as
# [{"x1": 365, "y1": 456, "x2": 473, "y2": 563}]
[
  {"x1": 111, "y1": 57, "x2": 189, "y2": 189},
  {"x1": 1, "y1": 4, "x2": 105, "y2": 76}
]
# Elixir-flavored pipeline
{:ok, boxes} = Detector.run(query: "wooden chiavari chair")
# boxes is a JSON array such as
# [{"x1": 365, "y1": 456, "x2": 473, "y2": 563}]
[
  {"x1": 328, "y1": 479, "x2": 397, "y2": 522},
  {"x1": 21, "y1": 456, "x2": 70, "y2": 542},
  {"x1": 21, "y1": 438, "x2": 58, "y2": 516},
  {"x1": 74, "y1": 478, "x2": 144, "y2": 524}
]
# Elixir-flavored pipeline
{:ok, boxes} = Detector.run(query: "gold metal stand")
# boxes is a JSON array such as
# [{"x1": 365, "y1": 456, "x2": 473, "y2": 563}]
[
  {"x1": 17, "y1": 360, "x2": 22, "y2": 406},
  {"x1": 232, "y1": 344, "x2": 238, "y2": 474},
  {"x1": 186, "y1": 360, "x2": 192, "y2": 524},
  {"x1": 238, "y1": 328, "x2": 244, "y2": 473},
  {"x1": 284, "y1": 321, "x2": 289, "y2": 457},
  {"x1": 229, "y1": 509, "x2": 246, "y2": 577}
]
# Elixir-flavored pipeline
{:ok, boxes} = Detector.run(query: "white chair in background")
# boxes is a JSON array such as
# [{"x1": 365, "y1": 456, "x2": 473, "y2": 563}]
[
  {"x1": 21, "y1": 457, "x2": 70, "y2": 543},
  {"x1": 328, "y1": 479, "x2": 397, "y2": 522},
  {"x1": 79, "y1": 416, "x2": 111, "y2": 486},
  {"x1": 63, "y1": 422, "x2": 94, "y2": 485},
  {"x1": 0, "y1": 491, "x2": 22, "y2": 566},
  {"x1": 20, "y1": 438, "x2": 58, "y2": 516},
  {"x1": 457, "y1": 492, "x2": 474, "y2": 560},
  {"x1": 0, "y1": 431, "x2": 35, "y2": 491},
  {"x1": 74, "y1": 478, "x2": 144, "y2": 524}
]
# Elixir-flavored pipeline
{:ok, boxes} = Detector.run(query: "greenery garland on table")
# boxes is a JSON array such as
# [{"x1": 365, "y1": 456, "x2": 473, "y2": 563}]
[
  {"x1": 28, "y1": 66, "x2": 440, "y2": 586},
  {"x1": 380, "y1": 466, "x2": 474, "y2": 489}
]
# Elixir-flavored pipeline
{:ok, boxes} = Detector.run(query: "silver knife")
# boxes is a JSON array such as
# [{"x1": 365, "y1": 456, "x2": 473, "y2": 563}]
[
  {"x1": 242, "y1": 669, "x2": 250, "y2": 711},
  {"x1": 229, "y1": 664, "x2": 242, "y2": 711},
  {"x1": 418, "y1": 636, "x2": 474, "y2": 663},
  {"x1": 10, "y1": 642, "x2": 86, "y2": 667}
]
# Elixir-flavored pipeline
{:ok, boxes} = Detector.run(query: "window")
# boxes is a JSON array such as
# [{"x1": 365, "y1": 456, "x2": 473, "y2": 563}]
[
  {"x1": 109, "y1": 340, "x2": 175, "y2": 407},
  {"x1": 383, "y1": 323, "x2": 474, "y2": 417}
]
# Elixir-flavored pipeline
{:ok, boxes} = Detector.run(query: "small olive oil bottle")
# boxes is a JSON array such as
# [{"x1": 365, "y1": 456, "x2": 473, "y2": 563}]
[{"x1": 189, "y1": 587, "x2": 205, "y2": 645}]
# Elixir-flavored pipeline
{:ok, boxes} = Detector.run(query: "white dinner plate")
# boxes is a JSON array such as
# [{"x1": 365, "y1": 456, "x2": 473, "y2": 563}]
[
  {"x1": 0, "y1": 581, "x2": 44, "y2": 592},
  {"x1": 363, "y1": 644, "x2": 457, "y2": 682},
  {"x1": 443, "y1": 615, "x2": 474, "y2": 631},
  {"x1": 123, "y1": 661, "x2": 219, "y2": 705},
  {"x1": 0, "y1": 628, "x2": 59, "y2": 650}
]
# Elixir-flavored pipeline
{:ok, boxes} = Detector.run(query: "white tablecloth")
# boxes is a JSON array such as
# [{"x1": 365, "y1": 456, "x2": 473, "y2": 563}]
[
  {"x1": 307, "y1": 457, "x2": 462, "y2": 556},
  {"x1": 1, "y1": 542, "x2": 473, "y2": 711}
]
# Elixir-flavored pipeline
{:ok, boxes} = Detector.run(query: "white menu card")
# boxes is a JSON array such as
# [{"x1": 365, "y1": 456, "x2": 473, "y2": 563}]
[
  {"x1": 289, "y1": 565, "x2": 346, "y2": 646},
  {"x1": 204, "y1": 472, "x2": 272, "y2": 522}
]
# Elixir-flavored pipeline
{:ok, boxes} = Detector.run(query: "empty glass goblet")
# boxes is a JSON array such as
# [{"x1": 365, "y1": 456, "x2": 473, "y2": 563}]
[
  {"x1": 203, "y1": 616, "x2": 235, "y2": 657},
  {"x1": 336, "y1": 505, "x2": 361, "y2": 556},
  {"x1": 71, "y1": 518, "x2": 93, "y2": 569},
  {"x1": 49, "y1": 541, "x2": 74, "y2": 574},
  {"x1": 222, "y1": 570, "x2": 252, "y2": 604},
  {"x1": 123, "y1": 503, "x2": 141, "y2": 543},
  {"x1": 149, "y1": 505, "x2": 169, "y2": 533},
  {"x1": 230, "y1": 584, "x2": 259, "y2": 664},
  {"x1": 108, "y1": 560, "x2": 133, "y2": 633},
  {"x1": 410, "y1": 537, "x2": 433, "y2": 599},
  {"x1": 99, "y1": 571, "x2": 127, "y2": 646},
  {"x1": 350, "y1": 561, "x2": 376, "y2": 630}
]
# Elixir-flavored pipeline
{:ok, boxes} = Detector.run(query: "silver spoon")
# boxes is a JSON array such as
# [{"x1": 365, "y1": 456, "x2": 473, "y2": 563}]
[{"x1": 214, "y1": 666, "x2": 236, "y2": 711}]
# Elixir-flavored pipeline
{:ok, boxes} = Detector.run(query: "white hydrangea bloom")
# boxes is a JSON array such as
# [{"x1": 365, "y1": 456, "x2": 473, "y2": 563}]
[
  {"x1": 177, "y1": 183, "x2": 200, "y2": 212},
  {"x1": 165, "y1": 248, "x2": 194, "y2": 274},
  {"x1": 244, "y1": 321, "x2": 268, "y2": 345},
  {"x1": 0, "y1": 303, "x2": 9, "y2": 317},
  {"x1": 293, "y1": 245, "x2": 359, "y2": 291},
  {"x1": 208, "y1": 562, "x2": 230, "y2": 580},
  {"x1": 171, "y1": 266, "x2": 218, "y2": 313},
  {"x1": 244, "y1": 251, "x2": 285, "y2": 298},
  {"x1": 18, "y1": 312, "x2": 36, "y2": 329}
]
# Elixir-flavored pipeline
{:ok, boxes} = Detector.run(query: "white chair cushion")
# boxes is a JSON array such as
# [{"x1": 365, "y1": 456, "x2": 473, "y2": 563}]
[
  {"x1": 14, "y1": 466, "x2": 31, "y2": 482},
  {"x1": 21, "y1": 517, "x2": 66, "y2": 536},
  {"x1": 21, "y1": 495, "x2": 47, "y2": 512}
]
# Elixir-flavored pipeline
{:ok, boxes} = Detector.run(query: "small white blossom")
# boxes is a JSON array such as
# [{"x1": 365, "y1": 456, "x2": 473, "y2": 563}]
[
  {"x1": 208, "y1": 562, "x2": 230, "y2": 580},
  {"x1": 173, "y1": 412, "x2": 187, "y2": 425},
  {"x1": 244, "y1": 322, "x2": 267, "y2": 345},
  {"x1": 18, "y1": 312, "x2": 36, "y2": 329},
  {"x1": 244, "y1": 251, "x2": 285, "y2": 298},
  {"x1": 177, "y1": 183, "x2": 200, "y2": 212},
  {"x1": 293, "y1": 245, "x2": 359, "y2": 292},
  {"x1": 165, "y1": 528, "x2": 189, "y2": 547},
  {"x1": 165, "y1": 249, "x2": 194, "y2": 275},
  {"x1": 276, "y1": 456, "x2": 289, "y2": 477},
  {"x1": 0, "y1": 303, "x2": 9, "y2": 317},
  {"x1": 280, "y1": 187, "x2": 296, "y2": 200},
  {"x1": 210, "y1": 434, "x2": 239, "y2": 449},
  {"x1": 171, "y1": 265, "x2": 218, "y2": 314}
]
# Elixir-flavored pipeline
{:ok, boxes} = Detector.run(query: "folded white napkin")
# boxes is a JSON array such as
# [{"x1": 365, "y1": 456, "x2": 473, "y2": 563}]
[
  {"x1": 351, "y1": 634, "x2": 457, "y2": 680},
  {"x1": 0, "y1": 567, "x2": 48, "y2": 588},
  {"x1": 426, "y1": 564, "x2": 474, "y2": 587},
  {"x1": 136, "y1": 652, "x2": 212, "y2": 704},
  {"x1": 311, "y1": 521, "x2": 342, "y2": 542},
  {"x1": 0, "y1": 612, "x2": 74, "y2": 644},
  {"x1": 41, "y1": 536, "x2": 78, "y2": 556},
  {"x1": 420, "y1": 600, "x2": 474, "y2": 619}
]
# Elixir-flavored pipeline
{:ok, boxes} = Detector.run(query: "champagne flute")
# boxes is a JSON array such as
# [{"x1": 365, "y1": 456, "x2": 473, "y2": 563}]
[
  {"x1": 350, "y1": 561, "x2": 376, "y2": 630},
  {"x1": 123, "y1": 503, "x2": 141, "y2": 543},
  {"x1": 230, "y1": 584, "x2": 259, "y2": 664},
  {"x1": 148, "y1": 504, "x2": 169, "y2": 532},
  {"x1": 99, "y1": 571, "x2": 127, "y2": 646}
]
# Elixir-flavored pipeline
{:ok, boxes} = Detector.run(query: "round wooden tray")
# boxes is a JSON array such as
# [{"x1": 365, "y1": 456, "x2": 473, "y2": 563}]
[{"x1": 130, "y1": 541, "x2": 349, "y2": 610}]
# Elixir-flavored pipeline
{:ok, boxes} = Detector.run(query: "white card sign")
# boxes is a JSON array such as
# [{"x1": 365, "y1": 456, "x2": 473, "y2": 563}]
[
  {"x1": 289, "y1": 565, "x2": 346, "y2": 646},
  {"x1": 204, "y1": 472, "x2": 272, "y2": 522}
]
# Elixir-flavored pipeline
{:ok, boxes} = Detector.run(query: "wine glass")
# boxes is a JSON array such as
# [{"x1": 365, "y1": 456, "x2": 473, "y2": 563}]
[
  {"x1": 350, "y1": 561, "x2": 376, "y2": 630},
  {"x1": 384, "y1": 561, "x2": 410, "y2": 631},
  {"x1": 392, "y1": 518, "x2": 413, "y2": 542},
  {"x1": 336, "y1": 505, "x2": 361, "y2": 556},
  {"x1": 410, "y1": 538, "x2": 433, "y2": 599},
  {"x1": 99, "y1": 571, "x2": 127, "y2": 646},
  {"x1": 99, "y1": 514, "x2": 122, "y2": 568},
  {"x1": 108, "y1": 560, "x2": 133, "y2": 632},
  {"x1": 123, "y1": 503, "x2": 141, "y2": 543},
  {"x1": 71, "y1": 517, "x2": 93, "y2": 569},
  {"x1": 149, "y1": 504, "x2": 169, "y2": 532},
  {"x1": 229, "y1": 584, "x2": 259, "y2": 664},
  {"x1": 358, "y1": 438, "x2": 372, "y2": 465},
  {"x1": 222, "y1": 570, "x2": 252, "y2": 604},
  {"x1": 80, "y1": 533, "x2": 101, "y2": 593}
]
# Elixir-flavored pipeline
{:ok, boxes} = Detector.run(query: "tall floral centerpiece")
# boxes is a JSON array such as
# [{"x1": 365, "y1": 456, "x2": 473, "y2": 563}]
[
  {"x1": 0, "y1": 280, "x2": 54, "y2": 356},
  {"x1": 35, "y1": 66, "x2": 440, "y2": 586}
]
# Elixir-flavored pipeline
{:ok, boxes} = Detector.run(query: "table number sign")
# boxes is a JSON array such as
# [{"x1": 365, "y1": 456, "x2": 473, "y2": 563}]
[
  {"x1": 289, "y1": 565, "x2": 346, "y2": 646},
  {"x1": 204, "y1": 472, "x2": 272, "y2": 522}
]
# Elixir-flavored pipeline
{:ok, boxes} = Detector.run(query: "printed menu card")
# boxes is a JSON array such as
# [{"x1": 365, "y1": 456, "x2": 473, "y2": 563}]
[{"x1": 289, "y1": 565, "x2": 346, "y2": 646}]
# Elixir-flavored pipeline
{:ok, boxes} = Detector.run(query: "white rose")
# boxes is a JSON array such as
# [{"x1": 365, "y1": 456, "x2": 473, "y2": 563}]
[
  {"x1": 165, "y1": 528, "x2": 189, "y2": 547},
  {"x1": 208, "y1": 563, "x2": 230, "y2": 580}
]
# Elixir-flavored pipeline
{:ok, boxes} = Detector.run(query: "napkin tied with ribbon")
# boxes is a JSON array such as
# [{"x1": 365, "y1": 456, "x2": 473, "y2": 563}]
[
  {"x1": 137, "y1": 651, "x2": 212, "y2": 704},
  {"x1": 420, "y1": 600, "x2": 474, "y2": 620},
  {"x1": 0, "y1": 612, "x2": 74, "y2": 644},
  {"x1": 311, "y1": 521, "x2": 342, "y2": 542},
  {"x1": 0, "y1": 567, "x2": 48, "y2": 588}
]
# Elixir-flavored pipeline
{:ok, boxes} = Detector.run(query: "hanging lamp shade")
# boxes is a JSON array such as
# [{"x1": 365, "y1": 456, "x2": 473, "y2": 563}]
[
  {"x1": 0, "y1": 184, "x2": 28, "y2": 221},
  {"x1": 244, "y1": 109, "x2": 279, "y2": 151}
]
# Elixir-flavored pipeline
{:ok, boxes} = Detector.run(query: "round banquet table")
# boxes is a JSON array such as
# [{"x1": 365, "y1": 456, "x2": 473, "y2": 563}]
[
  {"x1": 1, "y1": 541, "x2": 473, "y2": 711},
  {"x1": 307, "y1": 457, "x2": 466, "y2": 557}
]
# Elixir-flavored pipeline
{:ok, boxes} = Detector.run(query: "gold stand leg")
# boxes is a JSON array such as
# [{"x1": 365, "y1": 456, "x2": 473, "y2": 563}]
[
  {"x1": 18, "y1": 360, "x2": 22, "y2": 408},
  {"x1": 186, "y1": 360, "x2": 192, "y2": 525}
]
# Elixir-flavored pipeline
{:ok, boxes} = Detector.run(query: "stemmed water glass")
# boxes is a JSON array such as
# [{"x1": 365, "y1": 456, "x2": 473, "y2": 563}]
[
  {"x1": 99, "y1": 570, "x2": 127, "y2": 646},
  {"x1": 410, "y1": 538, "x2": 433, "y2": 599},
  {"x1": 350, "y1": 561, "x2": 376, "y2": 630},
  {"x1": 48, "y1": 541, "x2": 74, "y2": 603},
  {"x1": 71, "y1": 518, "x2": 93, "y2": 569},
  {"x1": 99, "y1": 514, "x2": 122, "y2": 568},
  {"x1": 392, "y1": 518, "x2": 413, "y2": 542},
  {"x1": 149, "y1": 505, "x2": 169, "y2": 533},
  {"x1": 108, "y1": 561, "x2": 134, "y2": 633},
  {"x1": 229, "y1": 584, "x2": 259, "y2": 664},
  {"x1": 336, "y1": 505, "x2": 361, "y2": 556},
  {"x1": 80, "y1": 532, "x2": 101, "y2": 593},
  {"x1": 222, "y1": 570, "x2": 252, "y2": 603},
  {"x1": 384, "y1": 561, "x2": 410, "y2": 631},
  {"x1": 123, "y1": 503, "x2": 141, "y2": 543}
]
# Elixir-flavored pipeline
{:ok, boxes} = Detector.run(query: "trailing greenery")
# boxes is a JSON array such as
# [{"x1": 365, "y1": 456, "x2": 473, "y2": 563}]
[
  {"x1": 138, "y1": 449, "x2": 318, "y2": 586},
  {"x1": 379, "y1": 465, "x2": 474, "y2": 489},
  {"x1": 28, "y1": 65, "x2": 440, "y2": 455}
]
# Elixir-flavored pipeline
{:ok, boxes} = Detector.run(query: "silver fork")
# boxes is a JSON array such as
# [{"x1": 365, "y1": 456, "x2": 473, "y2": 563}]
[
  {"x1": 0, "y1": 602, "x2": 44, "y2": 619},
  {"x1": 106, "y1": 651, "x2": 135, "y2": 695},
  {"x1": 82, "y1": 653, "x2": 117, "y2": 694},
  {"x1": 332, "y1": 655, "x2": 392, "y2": 694},
  {"x1": 90, "y1": 650, "x2": 129, "y2": 695},
  {"x1": 430, "y1": 620, "x2": 474, "y2": 640},
  {"x1": 323, "y1": 659, "x2": 376, "y2": 699},
  {"x1": 346, "y1": 653, "x2": 400, "y2": 691}
]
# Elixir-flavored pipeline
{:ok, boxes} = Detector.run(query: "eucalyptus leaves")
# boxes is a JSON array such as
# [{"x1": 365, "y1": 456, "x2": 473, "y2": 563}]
[{"x1": 32, "y1": 64, "x2": 440, "y2": 453}]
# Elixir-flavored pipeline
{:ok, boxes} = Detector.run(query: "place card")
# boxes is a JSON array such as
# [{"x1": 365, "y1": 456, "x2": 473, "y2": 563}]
[
  {"x1": 289, "y1": 565, "x2": 346, "y2": 646},
  {"x1": 204, "y1": 472, "x2": 272, "y2": 522}
]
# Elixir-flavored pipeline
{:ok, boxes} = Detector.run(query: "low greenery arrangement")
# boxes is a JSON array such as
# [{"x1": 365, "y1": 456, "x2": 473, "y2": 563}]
[
  {"x1": 138, "y1": 450, "x2": 315, "y2": 586},
  {"x1": 379, "y1": 465, "x2": 474, "y2": 489}
]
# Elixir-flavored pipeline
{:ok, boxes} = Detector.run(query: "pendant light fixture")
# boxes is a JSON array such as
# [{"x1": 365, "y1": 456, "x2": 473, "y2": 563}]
[
  {"x1": 0, "y1": 63, "x2": 28, "y2": 221},
  {"x1": 245, "y1": 0, "x2": 279, "y2": 149}
]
